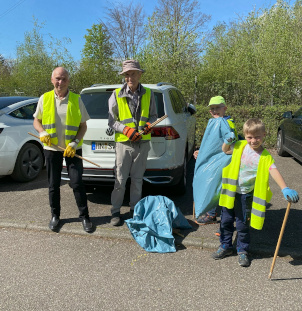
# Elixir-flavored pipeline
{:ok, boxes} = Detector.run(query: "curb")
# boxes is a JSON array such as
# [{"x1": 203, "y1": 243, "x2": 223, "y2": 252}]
[{"x1": 1, "y1": 220, "x2": 301, "y2": 258}]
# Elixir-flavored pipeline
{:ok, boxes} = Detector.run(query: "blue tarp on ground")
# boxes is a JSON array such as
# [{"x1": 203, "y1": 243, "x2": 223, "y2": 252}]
[
  {"x1": 193, "y1": 117, "x2": 233, "y2": 218},
  {"x1": 125, "y1": 195, "x2": 192, "y2": 253}
]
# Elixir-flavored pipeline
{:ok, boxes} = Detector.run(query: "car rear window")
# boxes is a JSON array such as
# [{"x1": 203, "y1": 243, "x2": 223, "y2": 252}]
[
  {"x1": 81, "y1": 91, "x2": 165, "y2": 119},
  {"x1": 81, "y1": 92, "x2": 111, "y2": 119},
  {"x1": 153, "y1": 92, "x2": 165, "y2": 118},
  {"x1": 0, "y1": 97, "x2": 35, "y2": 109}
]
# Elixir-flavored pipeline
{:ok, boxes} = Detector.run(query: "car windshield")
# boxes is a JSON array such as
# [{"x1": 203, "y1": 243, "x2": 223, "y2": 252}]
[
  {"x1": 81, "y1": 91, "x2": 165, "y2": 119},
  {"x1": 0, "y1": 97, "x2": 35, "y2": 109}
]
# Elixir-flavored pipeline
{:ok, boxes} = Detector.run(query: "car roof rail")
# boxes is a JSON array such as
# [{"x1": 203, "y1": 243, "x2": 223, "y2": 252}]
[
  {"x1": 157, "y1": 82, "x2": 174, "y2": 86},
  {"x1": 90, "y1": 83, "x2": 106, "y2": 87}
]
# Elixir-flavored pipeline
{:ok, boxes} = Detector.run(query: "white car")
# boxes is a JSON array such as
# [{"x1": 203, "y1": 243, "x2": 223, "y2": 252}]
[
  {"x1": 61, "y1": 83, "x2": 196, "y2": 193},
  {"x1": 0, "y1": 97, "x2": 44, "y2": 182}
]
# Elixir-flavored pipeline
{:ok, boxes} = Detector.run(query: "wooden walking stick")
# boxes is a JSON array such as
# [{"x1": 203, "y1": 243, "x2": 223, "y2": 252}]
[
  {"x1": 28, "y1": 132, "x2": 101, "y2": 168},
  {"x1": 268, "y1": 201, "x2": 291, "y2": 279},
  {"x1": 138, "y1": 115, "x2": 168, "y2": 135}
]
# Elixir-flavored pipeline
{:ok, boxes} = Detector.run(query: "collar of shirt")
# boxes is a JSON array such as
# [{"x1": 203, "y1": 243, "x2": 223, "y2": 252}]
[
  {"x1": 126, "y1": 84, "x2": 141, "y2": 96},
  {"x1": 54, "y1": 90, "x2": 69, "y2": 106},
  {"x1": 54, "y1": 90, "x2": 69, "y2": 100}
]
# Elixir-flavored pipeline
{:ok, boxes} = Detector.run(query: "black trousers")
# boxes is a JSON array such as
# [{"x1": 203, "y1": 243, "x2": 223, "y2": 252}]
[{"x1": 44, "y1": 149, "x2": 89, "y2": 219}]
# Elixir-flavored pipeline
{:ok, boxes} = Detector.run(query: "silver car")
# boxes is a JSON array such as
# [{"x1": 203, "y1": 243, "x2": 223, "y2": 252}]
[
  {"x1": 61, "y1": 83, "x2": 196, "y2": 194},
  {"x1": 0, "y1": 97, "x2": 43, "y2": 182}
]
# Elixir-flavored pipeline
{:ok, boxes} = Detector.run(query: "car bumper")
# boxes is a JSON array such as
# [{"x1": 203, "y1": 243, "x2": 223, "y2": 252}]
[{"x1": 61, "y1": 164, "x2": 183, "y2": 186}]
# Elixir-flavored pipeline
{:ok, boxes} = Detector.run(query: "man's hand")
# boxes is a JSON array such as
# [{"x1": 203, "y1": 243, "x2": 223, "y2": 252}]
[
  {"x1": 39, "y1": 131, "x2": 51, "y2": 146},
  {"x1": 282, "y1": 187, "x2": 299, "y2": 203},
  {"x1": 123, "y1": 126, "x2": 141, "y2": 142},
  {"x1": 223, "y1": 132, "x2": 236, "y2": 145},
  {"x1": 63, "y1": 142, "x2": 77, "y2": 158},
  {"x1": 143, "y1": 122, "x2": 152, "y2": 135}
]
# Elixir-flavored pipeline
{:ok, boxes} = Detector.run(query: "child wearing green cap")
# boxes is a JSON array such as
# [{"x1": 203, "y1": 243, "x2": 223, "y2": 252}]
[{"x1": 194, "y1": 96, "x2": 238, "y2": 230}]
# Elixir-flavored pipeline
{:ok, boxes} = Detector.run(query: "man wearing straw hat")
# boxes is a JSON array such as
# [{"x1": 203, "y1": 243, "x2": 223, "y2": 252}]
[{"x1": 108, "y1": 60, "x2": 158, "y2": 226}]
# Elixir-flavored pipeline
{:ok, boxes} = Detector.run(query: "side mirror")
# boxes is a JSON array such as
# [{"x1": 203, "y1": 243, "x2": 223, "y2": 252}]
[
  {"x1": 187, "y1": 103, "x2": 197, "y2": 115},
  {"x1": 282, "y1": 111, "x2": 292, "y2": 119}
]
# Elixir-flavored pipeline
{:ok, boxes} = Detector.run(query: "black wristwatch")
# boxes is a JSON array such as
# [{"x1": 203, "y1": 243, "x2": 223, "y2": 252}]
[{"x1": 73, "y1": 138, "x2": 80, "y2": 144}]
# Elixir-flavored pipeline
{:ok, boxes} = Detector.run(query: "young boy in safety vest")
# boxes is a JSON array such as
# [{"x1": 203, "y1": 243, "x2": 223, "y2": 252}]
[
  {"x1": 194, "y1": 95, "x2": 238, "y2": 227},
  {"x1": 212, "y1": 118, "x2": 299, "y2": 267}
]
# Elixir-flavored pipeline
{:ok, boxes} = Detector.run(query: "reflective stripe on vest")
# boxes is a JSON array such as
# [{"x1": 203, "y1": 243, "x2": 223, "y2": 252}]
[
  {"x1": 114, "y1": 87, "x2": 151, "y2": 142},
  {"x1": 42, "y1": 90, "x2": 83, "y2": 147},
  {"x1": 219, "y1": 140, "x2": 274, "y2": 230}
]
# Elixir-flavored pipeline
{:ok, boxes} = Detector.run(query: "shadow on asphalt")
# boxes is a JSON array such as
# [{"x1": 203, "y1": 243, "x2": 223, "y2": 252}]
[{"x1": 86, "y1": 158, "x2": 196, "y2": 218}]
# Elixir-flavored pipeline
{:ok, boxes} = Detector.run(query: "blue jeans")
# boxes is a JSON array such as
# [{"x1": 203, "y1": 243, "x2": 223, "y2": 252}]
[{"x1": 219, "y1": 192, "x2": 253, "y2": 254}]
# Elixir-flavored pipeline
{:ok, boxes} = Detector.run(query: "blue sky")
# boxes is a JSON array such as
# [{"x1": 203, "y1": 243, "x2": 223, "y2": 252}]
[{"x1": 0, "y1": 0, "x2": 274, "y2": 61}]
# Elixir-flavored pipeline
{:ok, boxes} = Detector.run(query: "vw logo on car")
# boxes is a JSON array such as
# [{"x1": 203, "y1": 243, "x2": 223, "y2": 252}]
[{"x1": 106, "y1": 127, "x2": 114, "y2": 136}]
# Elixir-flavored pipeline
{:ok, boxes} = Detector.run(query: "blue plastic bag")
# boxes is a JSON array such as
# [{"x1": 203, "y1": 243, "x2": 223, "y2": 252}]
[
  {"x1": 193, "y1": 117, "x2": 233, "y2": 218},
  {"x1": 125, "y1": 195, "x2": 192, "y2": 253}
]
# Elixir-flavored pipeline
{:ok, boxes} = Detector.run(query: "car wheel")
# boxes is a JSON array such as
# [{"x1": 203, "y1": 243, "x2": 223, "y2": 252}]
[
  {"x1": 174, "y1": 152, "x2": 187, "y2": 195},
  {"x1": 276, "y1": 130, "x2": 289, "y2": 157},
  {"x1": 11, "y1": 143, "x2": 43, "y2": 182}
]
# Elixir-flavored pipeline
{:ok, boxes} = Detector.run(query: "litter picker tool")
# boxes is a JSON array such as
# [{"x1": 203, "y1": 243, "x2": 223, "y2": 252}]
[
  {"x1": 138, "y1": 115, "x2": 168, "y2": 135},
  {"x1": 28, "y1": 132, "x2": 101, "y2": 168},
  {"x1": 268, "y1": 201, "x2": 291, "y2": 279}
]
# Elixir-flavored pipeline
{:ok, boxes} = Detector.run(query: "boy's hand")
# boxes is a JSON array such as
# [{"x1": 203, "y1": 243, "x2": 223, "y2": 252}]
[
  {"x1": 223, "y1": 132, "x2": 236, "y2": 145},
  {"x1": 282, "y1": 187, "x2": 299, "y2": 203}
]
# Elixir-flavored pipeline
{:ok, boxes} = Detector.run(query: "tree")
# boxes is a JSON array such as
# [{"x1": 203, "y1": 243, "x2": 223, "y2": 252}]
[
  {"x1": 0, "y1": 54, "x2": 14, "y2": 95},
  {"x1": 77, "y1": 23, "x2": 118, "y2": 87},
  {"x1": 199, "y1": 0, "x2": 302, "y2": 106},
  {"x1": 100, "y1": 1, "x2": 146, "y2": 59},
  {"x1": 139, "y1": 0, "x2": 210, "y2": 100},
  {"x1": 13, "y1": 19, "x2": 75, "y2": 96}
]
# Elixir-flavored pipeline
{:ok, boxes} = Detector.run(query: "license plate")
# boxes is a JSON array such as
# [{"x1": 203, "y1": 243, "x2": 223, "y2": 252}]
[{"x1": 92, "y1": 141, "x2": 115, "y2": 152}]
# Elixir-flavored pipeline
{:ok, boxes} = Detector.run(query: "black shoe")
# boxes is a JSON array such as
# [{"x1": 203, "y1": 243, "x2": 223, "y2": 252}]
[
  {"x1": 238, "y1": 253, "x2": 250, "y2": 267},
  {"x1": 212, "y1": 246, "x2": 233, "y2": 260},
  {"x1": 110, "y1": 212, "x2": 122, "y2": 226},
  {"x1": 82, "y1": 218, "x2": 93, "y2": 233},
  {"x1": 49, "y1": 216, "x2": 60, "y2": 232}
]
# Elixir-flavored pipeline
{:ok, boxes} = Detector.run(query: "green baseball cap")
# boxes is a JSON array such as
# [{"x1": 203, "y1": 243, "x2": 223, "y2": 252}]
[{"x1": 208, "y1": 96, "x2": 226, "y2": 106}]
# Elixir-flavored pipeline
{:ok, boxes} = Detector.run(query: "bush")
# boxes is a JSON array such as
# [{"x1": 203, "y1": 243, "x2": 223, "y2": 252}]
[{"x1": 195, "y1": 104, "x2": 301, "y2": 148}]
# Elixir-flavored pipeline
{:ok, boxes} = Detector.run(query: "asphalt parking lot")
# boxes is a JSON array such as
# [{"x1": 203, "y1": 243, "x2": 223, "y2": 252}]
[{"x1": 0, "y1": 151, "x2": 302, "y2": 257}]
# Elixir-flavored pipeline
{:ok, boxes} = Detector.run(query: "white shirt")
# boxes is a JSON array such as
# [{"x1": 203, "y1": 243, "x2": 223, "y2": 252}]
[
  {"x1": 33, "y1": 91, "x2": 90, "y2": 151},
  {"x1": 230, "y1": 143, "x2": 276, "y2": 194}
]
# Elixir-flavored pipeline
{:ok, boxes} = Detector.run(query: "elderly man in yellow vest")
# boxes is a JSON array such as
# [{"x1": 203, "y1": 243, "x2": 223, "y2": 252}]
[
  {"x1": 33, "y1": 67, "x2": 93, "y2": 233},
  {"x1": 108, "y1": 60, "x2": 158, "y2": 226}
]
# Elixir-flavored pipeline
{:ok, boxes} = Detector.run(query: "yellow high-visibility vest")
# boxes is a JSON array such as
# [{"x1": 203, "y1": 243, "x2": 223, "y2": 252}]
[
  {"x1": 42, "y1": 90, "x2": 83, "y2": 147},
  {"x1": 115, "y1": 87, "x2": 151, "y2": 142},
  {"x1": 219, "y1": 140, "x2": 274, "y2": 230},
  {"x1": 226, "y1": 118, "x2": 238, "y2": 140}
]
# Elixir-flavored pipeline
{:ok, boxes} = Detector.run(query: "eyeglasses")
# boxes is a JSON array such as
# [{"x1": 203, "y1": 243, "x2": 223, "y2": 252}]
[{"x1": 209, "y1": 105, "x2": 225, "y2": 111}]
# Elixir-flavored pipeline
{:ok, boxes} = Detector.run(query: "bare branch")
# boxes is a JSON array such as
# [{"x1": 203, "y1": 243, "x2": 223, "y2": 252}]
[{"x1": 99, "y1": 1, "x2": 147, "y2": 59}]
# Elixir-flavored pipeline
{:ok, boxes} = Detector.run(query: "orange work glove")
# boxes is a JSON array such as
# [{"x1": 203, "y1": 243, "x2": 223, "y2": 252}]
[
  {"x1": 123, "y1": 126, "x2": 141, "y2": 142},
  {"x1": 143, "y1": 122, "x2": 152, "y2": 135}
]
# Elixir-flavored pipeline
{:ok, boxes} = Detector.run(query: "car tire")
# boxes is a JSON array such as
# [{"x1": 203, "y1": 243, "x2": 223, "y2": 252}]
[
  {"x1": 11, "y1": 143, "x2": 43, "y2": 182},
  {"x1": 174, "y1": 152, "x2": 187, "y2": 195},
  {"x1": 276, "y1": 130, "x2": 289, "y2": 157}
]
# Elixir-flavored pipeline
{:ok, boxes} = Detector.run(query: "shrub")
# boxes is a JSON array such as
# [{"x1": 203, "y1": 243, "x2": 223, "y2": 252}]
[{"x1": 195, "y1": 104, "x2": 301, "y2": 148}]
